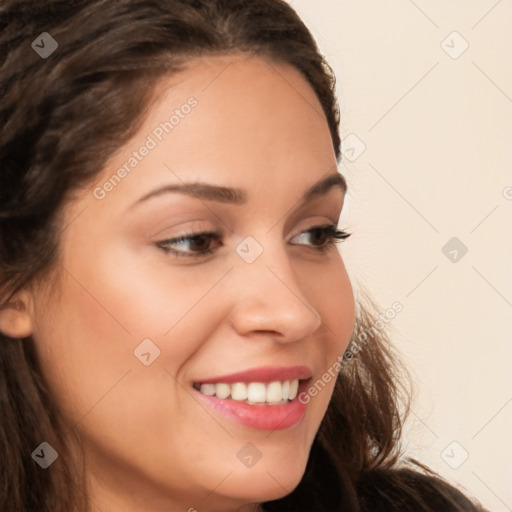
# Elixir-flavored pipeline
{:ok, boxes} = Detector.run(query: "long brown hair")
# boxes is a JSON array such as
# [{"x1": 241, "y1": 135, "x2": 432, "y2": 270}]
[{"x1": 0, "y1": 1, "x2": 486, "y2": 510}]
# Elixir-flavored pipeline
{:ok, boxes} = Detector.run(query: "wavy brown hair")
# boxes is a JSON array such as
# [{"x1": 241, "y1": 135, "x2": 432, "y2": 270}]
[{"x1": 0, "y1": 1, "x2": 486, "y2": 511}]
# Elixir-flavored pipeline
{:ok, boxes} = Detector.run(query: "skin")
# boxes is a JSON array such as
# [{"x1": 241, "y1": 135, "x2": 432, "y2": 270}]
[{"x1": 1, "y1": 55, "x2": 355, "y2": 512}]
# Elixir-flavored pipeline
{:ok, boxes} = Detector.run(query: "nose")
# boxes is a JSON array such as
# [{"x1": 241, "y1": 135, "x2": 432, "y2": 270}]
[{"x1": 227, "y1": 239, "x2": 323, "y2": 343}]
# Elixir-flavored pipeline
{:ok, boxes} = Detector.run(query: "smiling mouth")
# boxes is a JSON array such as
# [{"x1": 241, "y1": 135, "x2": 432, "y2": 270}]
[{"x1": 192, "y1": 379, "x2": 302, "y2": 405}]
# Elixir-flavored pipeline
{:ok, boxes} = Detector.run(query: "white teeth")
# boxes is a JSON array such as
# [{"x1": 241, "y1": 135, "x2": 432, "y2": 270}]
[
  {"x1": 231, "y1": 382, "x2": 248, "y2": 401},
  {"x1": 289, "y1": 379, "x2": 299, "y2": 400},
  {"x1": 215, "y1": 383, "x2": 231, "y2": 400},
  {"x1": 247, "y1": 383, "x2": 267, "y2": 404},
  {"x1": 266, "y1": 381, "x2": 283, "y2": 403},
  {"x1": 199, "y1": 383, "x2": 216, "y2": 396},
  {"x1": 282, "y1": 380, "x2": 290, "y2": 401},
  {"x1": 197, "y1": 379, "x2": 301, "y2": 404}
]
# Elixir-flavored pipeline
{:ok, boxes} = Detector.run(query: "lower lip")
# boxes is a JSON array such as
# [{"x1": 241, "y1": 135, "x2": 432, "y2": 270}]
[{"x1": 194, "y1": 382, "x2": 309, "y2": 431}]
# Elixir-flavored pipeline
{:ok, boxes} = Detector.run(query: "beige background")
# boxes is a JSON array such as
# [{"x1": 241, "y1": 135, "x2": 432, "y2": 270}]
[{"x1": 290, "y1": 1, "x2": 512, "y2": 511}]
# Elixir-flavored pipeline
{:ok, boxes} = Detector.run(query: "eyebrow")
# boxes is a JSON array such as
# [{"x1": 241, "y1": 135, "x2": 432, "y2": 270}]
[{"x1": 133, "y1": 172, "x2": 347, "y2": 208}]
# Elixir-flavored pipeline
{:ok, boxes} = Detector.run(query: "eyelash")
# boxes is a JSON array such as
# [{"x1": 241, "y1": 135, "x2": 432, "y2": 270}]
[{"x1": 156, "y1": 224, "x2": 351, "y2": 259}]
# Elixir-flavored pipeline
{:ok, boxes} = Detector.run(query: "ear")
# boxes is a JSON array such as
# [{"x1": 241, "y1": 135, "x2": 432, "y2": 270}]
[{"x1": 0, "y1": 291, "x2": 34, "y2": 339}]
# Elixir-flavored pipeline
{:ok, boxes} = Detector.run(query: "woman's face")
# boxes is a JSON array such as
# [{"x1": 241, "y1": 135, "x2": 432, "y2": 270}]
[{"x1": 25, "y1": 56, "x2": 355, "y2": 512}]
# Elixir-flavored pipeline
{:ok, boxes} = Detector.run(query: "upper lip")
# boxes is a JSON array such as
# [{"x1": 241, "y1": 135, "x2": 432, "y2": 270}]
[{"x1": 194, "y1": 365, "x2": 313, "y2": 384}]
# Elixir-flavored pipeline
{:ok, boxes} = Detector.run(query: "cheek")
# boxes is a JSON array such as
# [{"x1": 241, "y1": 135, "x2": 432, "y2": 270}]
[
  {"x1": 29, "y1": 263, "x2": 229, "y2": 489},
  {"x1": 60, "y1": 238, "x2": 224, "y2": 358},
  {"x1": 307, "y1": 256, "x2": 356, "y2": 360},
  {"x1": 82, "y1": 236, "x2": 230, "y2": 337},
  {"x1": 294, "y1": 256, "x2": 355, "y2": 423},
  {"x1": 31, "y1": 241, "x2": 233, "y2": 426}
]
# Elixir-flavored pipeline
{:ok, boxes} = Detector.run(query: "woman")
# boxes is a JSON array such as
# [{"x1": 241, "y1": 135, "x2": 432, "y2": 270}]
[{"x1": 0, "y1": 1, "x2": 487, "y2": 511}]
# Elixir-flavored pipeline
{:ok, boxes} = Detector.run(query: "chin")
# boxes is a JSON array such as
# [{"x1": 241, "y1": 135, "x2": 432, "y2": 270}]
[{"x1": 220, "y1": 455, "x2": 308, "y2": 505}]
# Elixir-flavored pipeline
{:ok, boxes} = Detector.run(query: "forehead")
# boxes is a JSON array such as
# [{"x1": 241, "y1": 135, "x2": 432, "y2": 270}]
[{"x1": 84, "y1": 54, "x2": 338, "y2": 214}]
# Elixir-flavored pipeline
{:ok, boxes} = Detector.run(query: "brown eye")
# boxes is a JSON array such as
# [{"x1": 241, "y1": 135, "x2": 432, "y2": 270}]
[
  {"x1": 157, "y1": 231, "x2": 223, "y2": 258},
  {"x1": 291, "y1": 224, "x2": 351, "y2": 252}
]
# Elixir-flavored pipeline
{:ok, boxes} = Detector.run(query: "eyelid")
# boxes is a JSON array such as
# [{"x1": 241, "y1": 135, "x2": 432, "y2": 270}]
[
  {"x1": 287, "y1": 215, "x2": 341, "y2": 238},
  {"x1": 154, "y1": 215, "x2": 338, "y2": 243},
  {"x1": 151, "y1": 219, "x2": 217, "y2": 239}
]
